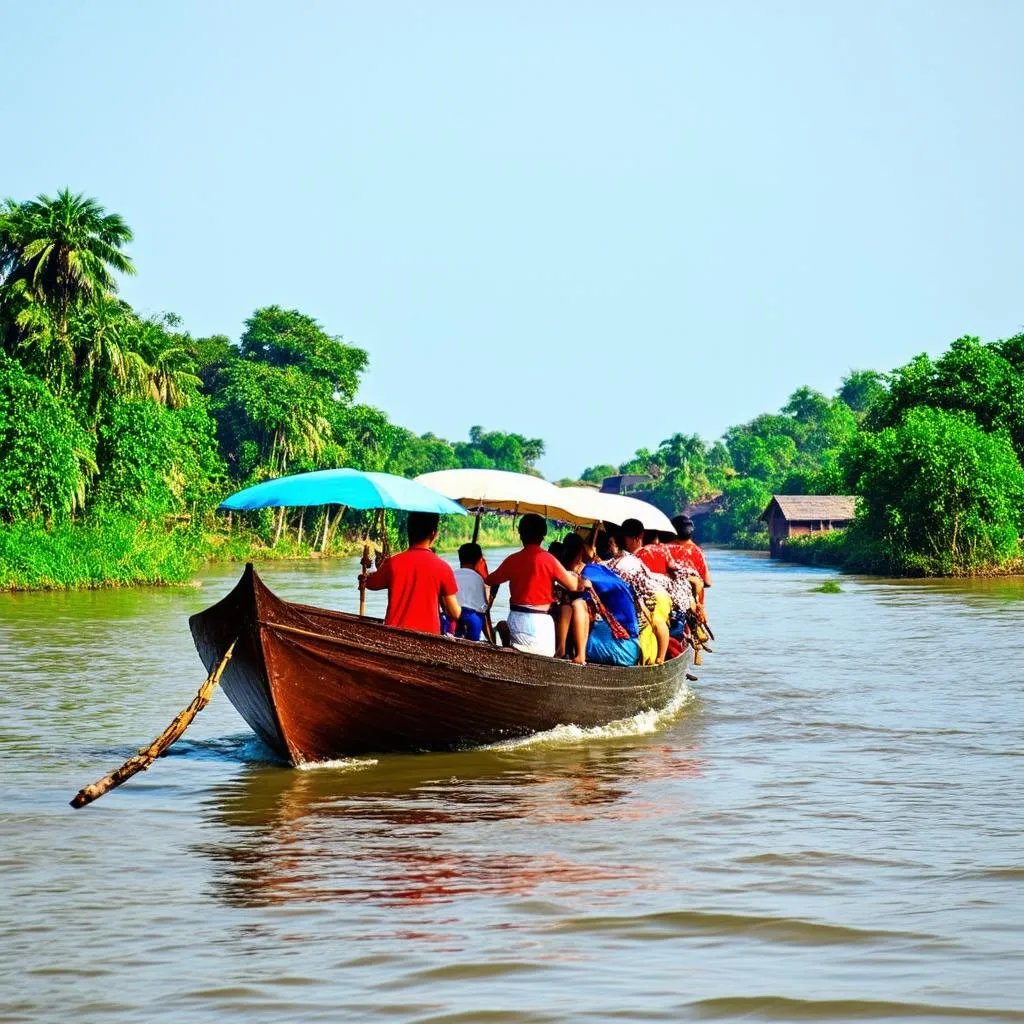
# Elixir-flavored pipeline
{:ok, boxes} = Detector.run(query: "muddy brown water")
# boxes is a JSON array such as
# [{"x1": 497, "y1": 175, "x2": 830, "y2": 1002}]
[{"x1": 1, "y1": 548, "x2": 1022, "y2": 1022}]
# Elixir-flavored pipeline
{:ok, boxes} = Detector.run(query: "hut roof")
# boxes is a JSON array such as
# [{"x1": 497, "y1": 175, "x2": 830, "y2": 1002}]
[{"x1": 760, "y1": 495, "x2": 858, "y2": 522}]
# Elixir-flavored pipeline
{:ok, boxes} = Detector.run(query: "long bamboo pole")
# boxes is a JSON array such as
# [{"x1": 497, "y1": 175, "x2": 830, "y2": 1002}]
[{"x1": 69, "y1": 642, "x2": 236, "y2": 809}]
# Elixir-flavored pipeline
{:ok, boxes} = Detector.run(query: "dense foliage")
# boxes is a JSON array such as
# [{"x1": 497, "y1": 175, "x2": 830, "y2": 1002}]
[
  {"x1": 0, "y1": 190, "x2": 544, "y2": 587},
  {"x1": 578, "y1": 340, "x2": 1024, "y2": 573},
  {"x1": 1, "y1": 187, "x2": 1021, "y2": 584}
]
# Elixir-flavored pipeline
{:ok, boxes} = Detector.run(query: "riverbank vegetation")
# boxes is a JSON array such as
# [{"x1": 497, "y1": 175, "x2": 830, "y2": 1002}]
[
  {"x1": 2, "y1": 188, "x2": 1022, "y2": 586},
  {"x1": 0, "y1": 190, "x2": 539, "y2": 589},
  {"x1": 578, "y1": 336, "x2": 1024, "y2": 575}
]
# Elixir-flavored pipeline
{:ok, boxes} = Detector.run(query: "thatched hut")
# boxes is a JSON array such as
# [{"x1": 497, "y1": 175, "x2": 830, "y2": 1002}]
[{"x1": 760, "y1": 495, "x2": 857, "y2": 558}]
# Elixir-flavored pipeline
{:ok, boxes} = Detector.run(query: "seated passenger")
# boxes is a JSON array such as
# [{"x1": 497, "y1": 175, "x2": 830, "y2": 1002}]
[
  {"x1": 486, "y1": 513, "x2": 590, "y2": 657},
  {"x1": 558, "y1": 533, "x2": 640, "y2": 666},
  {"x1": 623, "y1": 518, "x2": 676, "y2": 576},
  {"x1": 622, "y1": 517, "x2": 698, "y2": 618},
  {"x1": 669, "y1": 514, "x2": 712, "y2": 598},
  {"x1": 599, "y1": 529, "x2": 671, "y2": 664},
  {"x1": 452, "y1": 542, "x2": 489, "y2": 641},
  {"x1": 362, "y1": 511, "x2": 461, "y2": 634}
]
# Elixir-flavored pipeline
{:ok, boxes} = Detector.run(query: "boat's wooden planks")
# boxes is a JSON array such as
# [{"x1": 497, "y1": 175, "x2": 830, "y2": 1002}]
[{"x1": 190, "y1": 563, "x2": 690, "y2": 764}]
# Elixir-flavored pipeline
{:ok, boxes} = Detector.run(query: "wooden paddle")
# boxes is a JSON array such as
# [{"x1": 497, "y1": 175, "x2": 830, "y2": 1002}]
[{"x1": 70, "y1": 642, "x2": 236, "y2": 809}]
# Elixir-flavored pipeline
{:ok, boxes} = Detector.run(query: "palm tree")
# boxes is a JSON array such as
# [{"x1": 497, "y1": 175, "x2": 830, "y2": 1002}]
[{"x1": 0, "y1": 189, "x2": 134, "y2": 366}]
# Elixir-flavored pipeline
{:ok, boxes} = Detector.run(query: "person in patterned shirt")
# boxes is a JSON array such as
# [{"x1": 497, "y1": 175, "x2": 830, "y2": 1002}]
[{"x1": 597, "y1": 530, "x2": 671, "y2": 664}]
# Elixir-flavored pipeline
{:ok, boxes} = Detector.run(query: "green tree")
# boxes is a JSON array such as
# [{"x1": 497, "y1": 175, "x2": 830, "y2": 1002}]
[
  {"x1": 216, "y1": 360, "x2": 331, "y2": 478},
  {"x1": 240, "y1": 306, "x2": 367, "y2": 401},
  {"x1": 93, "y1": 398, "x2": 223, "y2": 519},
  {"x1": 869, "y1": 337, "x2": 1024, "y2": 461},
  {"x1": 0, "y1": 190, "x2": 134, "y2": 368},
  {"x1": 843, "y1": 406, "x2": 1024, "y2": 574},
  {"x1": 0, "y1": 355, "x2": 95, "y2": 522},
  {"x1": 456, "y1": 426, "x2": 545, "y2": 473},
  {"x1": 839, "y1": 369, "x2": 886, "y2": 415},
  {"x1": 704, "y1": 476, "x2": 772, "y2": 547},
  {"x1": 580, "y1": 463, "x2": 617, "y2": 485}
]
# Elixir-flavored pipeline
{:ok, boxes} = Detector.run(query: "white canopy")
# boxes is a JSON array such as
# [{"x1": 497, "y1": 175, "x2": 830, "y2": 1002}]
[
  {"x1": 414, "y1": 470, "x2": 676, "y2": 532},
  {"x1": 556, "y1": 486, "x2": 675, "y2": 532},
  {"x1": 414, "y1": 469, "x2": 591, "y2": 525}
]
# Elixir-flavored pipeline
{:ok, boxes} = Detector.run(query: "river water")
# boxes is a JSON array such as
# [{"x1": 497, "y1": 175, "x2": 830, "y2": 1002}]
[{"x1": 1, "y1": 548, "x2": 1022, "y2": 1023}]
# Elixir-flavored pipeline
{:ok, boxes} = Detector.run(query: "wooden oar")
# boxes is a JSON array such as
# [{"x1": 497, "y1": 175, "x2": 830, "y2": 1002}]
[{"x1": 70, "y1": 642, "x2": 236, "y2": 809}]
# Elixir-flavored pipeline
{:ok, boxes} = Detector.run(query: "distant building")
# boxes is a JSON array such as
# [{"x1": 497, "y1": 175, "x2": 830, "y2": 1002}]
[
  {"x1": 760, "y1": 495, "x2": 858, "y2": 558},
  {"x1": 600, "y1": 473, "x2": 652, "y2": 495},
  {"x1": 682, "y1": 495, "x2": 726, "y2": 538}
]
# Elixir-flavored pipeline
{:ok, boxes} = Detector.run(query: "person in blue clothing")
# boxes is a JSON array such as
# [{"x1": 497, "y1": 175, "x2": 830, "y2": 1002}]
[{"x1": 555, "y1": 532, "x2": 641, "y2": 666}]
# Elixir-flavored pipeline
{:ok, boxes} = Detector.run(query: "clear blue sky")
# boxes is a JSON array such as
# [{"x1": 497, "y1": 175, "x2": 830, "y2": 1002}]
[{"x1": 3, "y1": 2, "x2": 1021, "y2": 478}]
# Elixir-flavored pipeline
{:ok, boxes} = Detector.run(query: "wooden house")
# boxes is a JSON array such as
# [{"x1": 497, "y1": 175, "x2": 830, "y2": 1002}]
[
  {"x1": 682, "y1": 495, "x2": 727, "y2": 538},
  {"x1": 760, "y1": 495, "x2": 857, "y2": 558},
  {"x1": 600, "y1": 473, "x2": 652, "y2": 495}
]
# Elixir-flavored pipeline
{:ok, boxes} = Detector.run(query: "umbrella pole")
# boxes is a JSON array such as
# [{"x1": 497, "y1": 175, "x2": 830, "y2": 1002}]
[
  {"x1": 358, "y1": 514, "x2": 373, "y2": 616},
  {"x1": 472, "y1": 509, "x2": 481, "y2": 544}
]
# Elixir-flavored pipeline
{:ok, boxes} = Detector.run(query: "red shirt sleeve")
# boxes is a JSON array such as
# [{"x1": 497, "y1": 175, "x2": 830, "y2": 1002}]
[
  {"x1": 365, "y1": 559, "x2": 392, "y2": 591},
  {"x1": 485, "y1": 553, "x2": 515, "y2": 588},
  {"x1": 438, "y1": 560, "x2": 458, "y2": 597},
  {"x1": 692, "y1": 545, "x2": 708, "y2": 580}
]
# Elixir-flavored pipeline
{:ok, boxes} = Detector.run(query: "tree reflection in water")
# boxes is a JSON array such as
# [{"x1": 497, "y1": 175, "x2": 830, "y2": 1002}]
[{"x1": 196, "y1": 739, "x2": 705, "y2": 912}]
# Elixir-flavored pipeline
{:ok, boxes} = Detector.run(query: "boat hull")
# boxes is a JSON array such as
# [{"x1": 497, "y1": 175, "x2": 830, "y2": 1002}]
[{"x1": 190, "y1": 564, "x2": 691, "y2": 764}]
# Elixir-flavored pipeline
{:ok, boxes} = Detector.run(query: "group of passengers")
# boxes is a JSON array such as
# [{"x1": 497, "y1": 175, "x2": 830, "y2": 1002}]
[{"x1": 361, "y1": 509, "x2": 710, "y2": 668}]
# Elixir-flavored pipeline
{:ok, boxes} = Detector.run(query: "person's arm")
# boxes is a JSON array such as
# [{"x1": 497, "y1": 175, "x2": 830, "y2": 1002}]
[
  {"x1": 485, "y1": 556, "x2": 512, "y2": 589},
  {"x1": 552, "y1": 560, "x2": 591, "y2": 593},
  {"x1": 362, "y1": 560, "x2": 391, "y2": 591},
  {"x1": 442, "y1": 593, "x2": 462, "y2": 623},
  {"x1": 696, "y1": 547, "x2": 711, "y2": 587}
]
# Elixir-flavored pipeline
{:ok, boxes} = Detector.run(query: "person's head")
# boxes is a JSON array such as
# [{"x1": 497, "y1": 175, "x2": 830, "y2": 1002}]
[
  {"x1": 658, "y1": 530, "x2": 676, "y2": 544},
  {"x1": 595, "y1": 529, "x2": 616, "y2": 561},
  {"x1": 642, "y1": 529, "x2": 658, "y2": 546},
  {"x1": 621, "y1": 518, "x2": 644, "y2": 553},
  {"x1": 548, "y1": 539, "x2": 564, "y2": 562},
  {"x1": 458, "y1": 542, "x2": 483, "y2": 567},
  {"x1": 672, "y1": 514, "x2": 695, "y2": 541},
  {"x1": 407, "y1": 511, "x2": 440, "y2": 546},
  {"x1": 518, "y1": 513, "x2": 547, "y2": 546},
  {"x1": 558, "y1": 531, "x2": 589, "y2": 569}
]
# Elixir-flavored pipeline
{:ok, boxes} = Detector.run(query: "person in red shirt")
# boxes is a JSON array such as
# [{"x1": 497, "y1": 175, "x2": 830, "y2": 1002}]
[
  {"x1": 623, "y1": 518, "x2": 675, "y2": 575},
  {"x1": 486, "y1": 513, "x2": 591, "y2": 658},
  {"x1": 669, "y1": 514, "x2": 712, "y2": 597},
  {"x1": 361, "y1": 511, "x2": 461, "y2": 634}
]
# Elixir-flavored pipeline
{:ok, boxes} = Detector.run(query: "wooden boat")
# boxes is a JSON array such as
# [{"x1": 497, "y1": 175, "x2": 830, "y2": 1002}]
[{"x1": 189, "y1": 563, "x2": 692, "y2": 764}]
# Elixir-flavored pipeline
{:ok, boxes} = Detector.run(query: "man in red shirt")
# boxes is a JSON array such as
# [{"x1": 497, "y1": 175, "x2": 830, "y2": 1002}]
[
  {"x1": 361, "y1": 512, "x2": 461, "y2": 634},
  {"x1": 486, "y1": 513, "x2": 590, "y2": 659}
]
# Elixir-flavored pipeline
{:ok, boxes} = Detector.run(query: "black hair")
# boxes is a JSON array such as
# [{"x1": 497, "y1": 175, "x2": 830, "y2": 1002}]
[
  {"x1": 559, "y1": 532, "x2": 586, "y2": 569},
  {"x1": 548, "y1": 540, "x2": 564, "y2": 561},
  {"x1": 595, "y1": 530, "x2": 615, "y2": 561},
  {"x1": 672, "y1": 514, "x2": 695, "y2": 540},
  {"x1": 621, "y1": 518, "x2": 644, "y2": 540},
  {"x1": 518, "y1": 513, "x2": 547, "y2": 545},
  {"x1": 407, "y1": 511, "x2": 440, "y2": 545},
  {"x1": 458, "y1": 542, "x2": 483, "y2": 566}
]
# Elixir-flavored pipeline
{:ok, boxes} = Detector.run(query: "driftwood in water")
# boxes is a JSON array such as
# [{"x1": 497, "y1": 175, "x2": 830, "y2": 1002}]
[{"x1": 70, "y1": 641, "x2": 236, "y2": 809}]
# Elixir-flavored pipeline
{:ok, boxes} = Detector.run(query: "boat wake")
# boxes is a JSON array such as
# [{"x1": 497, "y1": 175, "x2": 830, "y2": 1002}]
[
  {"x1": 485, "y1": 683, "x2": 697, "y2": 751},
  {"x1": 296, "y1": 756, "x2": 380, "y2": 772}
]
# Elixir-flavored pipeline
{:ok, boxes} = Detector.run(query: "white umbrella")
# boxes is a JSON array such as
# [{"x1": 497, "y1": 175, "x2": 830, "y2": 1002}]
[
  {"x1": 415, "y1": 469, "x2": 592, "y2": 525},
  {"x1": 556, "y1": 486, "x2": 675, "y2": 533}
]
